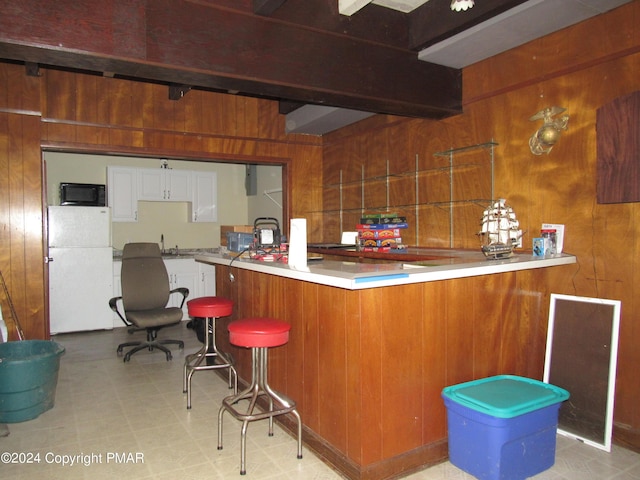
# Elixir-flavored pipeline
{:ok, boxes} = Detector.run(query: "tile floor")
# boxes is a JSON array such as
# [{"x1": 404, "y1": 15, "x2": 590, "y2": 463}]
[{"x1": 1, "y1": 325, "x2": 639, "y2": 479}]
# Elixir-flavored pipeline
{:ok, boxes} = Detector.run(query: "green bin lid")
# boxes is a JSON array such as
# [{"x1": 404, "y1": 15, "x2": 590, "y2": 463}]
[{"x1": 442, "y1": 375, "x2": 569, "y2": 418}]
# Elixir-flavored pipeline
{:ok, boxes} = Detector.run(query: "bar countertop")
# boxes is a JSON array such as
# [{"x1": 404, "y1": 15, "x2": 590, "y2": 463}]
[{"x1": 195, "y1": 248, "x2": 576, "y2": 290}]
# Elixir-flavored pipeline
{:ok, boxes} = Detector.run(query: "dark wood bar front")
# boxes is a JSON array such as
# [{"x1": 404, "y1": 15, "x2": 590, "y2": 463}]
[
  {"x1": 306, "y1": 246, "x2": 454, "y2": 263},
  {"x1": 212, "y1": 261, "x2": 573, "y2": 480}
]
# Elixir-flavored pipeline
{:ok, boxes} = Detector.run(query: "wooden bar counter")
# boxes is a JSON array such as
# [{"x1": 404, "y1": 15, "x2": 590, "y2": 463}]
[{"x1": 195, "y1": 249, "x2": 576, "y2": 480}]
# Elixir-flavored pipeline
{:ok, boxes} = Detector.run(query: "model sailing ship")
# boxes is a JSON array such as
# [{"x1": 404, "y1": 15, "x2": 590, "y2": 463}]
[{"x1": 477, "y1": 199, "x2": 523, "y2": 259}]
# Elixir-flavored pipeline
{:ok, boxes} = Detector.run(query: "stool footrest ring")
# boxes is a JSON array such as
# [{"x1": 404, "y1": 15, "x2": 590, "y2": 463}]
[
  {"x1": 217, "y1": 345, "x2": 302, "y2": 475},
  {"x1": 183, "y1": 316, "x2": 237, "y2": 409}
]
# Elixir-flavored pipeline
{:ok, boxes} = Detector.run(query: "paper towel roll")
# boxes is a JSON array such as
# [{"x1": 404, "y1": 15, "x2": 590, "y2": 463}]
[
  {"x1": 288, "y1": 218, "x2": 308, "y2": 270},
  {"x1": 341, "y1": 231, "x2": 357, "y2": 245}
]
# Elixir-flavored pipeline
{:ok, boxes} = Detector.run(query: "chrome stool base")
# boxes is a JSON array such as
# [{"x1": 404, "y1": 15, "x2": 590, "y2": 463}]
[
  {"x1": 217, "y1": 346, "x2": 302, "y2": 475},
  {"x1": 183, "y1": 317, "x2": 237, "y2": 409}
]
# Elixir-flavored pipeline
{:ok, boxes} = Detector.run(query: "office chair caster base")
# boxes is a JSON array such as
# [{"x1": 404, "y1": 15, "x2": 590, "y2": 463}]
[{"x1": 118, "y1": 339, "x2": 181, "y2": 362}]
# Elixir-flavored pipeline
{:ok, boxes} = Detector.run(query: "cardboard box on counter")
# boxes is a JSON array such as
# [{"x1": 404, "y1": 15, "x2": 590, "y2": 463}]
[
  {"x1": 220, "y1": 225, "x2": 253, "y2": 246},
  {"x1": 360, "y1": 238, "x2": 403, "y2": 248},
  {"x1": 358, "y1": 228, "x2": 404, "y2": 239},
  {"x1": 359, "y1": 216, "x2": 406, "y2": 225},
  {"x1": 356, "y1": 223, "x2": 408, "y2": 230}
]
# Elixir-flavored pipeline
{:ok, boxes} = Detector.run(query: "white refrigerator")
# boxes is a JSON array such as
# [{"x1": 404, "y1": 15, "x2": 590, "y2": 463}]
[{"x1": 48, "y1": 206, "x2": 114, "y2": 334}]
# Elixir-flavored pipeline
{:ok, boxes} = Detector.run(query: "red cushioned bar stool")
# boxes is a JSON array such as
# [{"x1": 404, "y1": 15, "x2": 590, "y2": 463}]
[
  {"x1": 217, "y1": 317, "x2": 302, "y2": 475},
  {"x1": 183, "y1": 296, "x2": 237, "y2": 409}
]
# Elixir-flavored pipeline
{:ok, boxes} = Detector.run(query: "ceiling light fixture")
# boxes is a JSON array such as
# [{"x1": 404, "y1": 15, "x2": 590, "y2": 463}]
[{"x1": 450, "y1": 0, "x2": 474, "y2": 11}]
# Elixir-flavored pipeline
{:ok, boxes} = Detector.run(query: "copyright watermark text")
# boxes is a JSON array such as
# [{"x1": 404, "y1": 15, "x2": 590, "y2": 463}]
[{"x1": 2, "y1": 451, "x2": 144, "y2": 466}]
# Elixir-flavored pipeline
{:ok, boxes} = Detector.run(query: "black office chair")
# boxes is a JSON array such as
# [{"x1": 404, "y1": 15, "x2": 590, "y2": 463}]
[{"x1": 109, "y1": 242, "x2": 189, "y2": 362}]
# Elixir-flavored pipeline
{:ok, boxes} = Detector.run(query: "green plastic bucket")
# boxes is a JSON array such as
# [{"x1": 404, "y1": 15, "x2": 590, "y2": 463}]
[{"x1": 0, "y1": 340, "x2": 65, "y2": 423}]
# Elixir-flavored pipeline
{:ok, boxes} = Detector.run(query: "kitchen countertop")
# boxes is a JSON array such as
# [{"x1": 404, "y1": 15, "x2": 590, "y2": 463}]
[
  {"x1": 112, "y1": 248, "x2": 218, "y2": 259},
  {"x1": 195, "y1": 248, "x2": 576, "y2": 290}
]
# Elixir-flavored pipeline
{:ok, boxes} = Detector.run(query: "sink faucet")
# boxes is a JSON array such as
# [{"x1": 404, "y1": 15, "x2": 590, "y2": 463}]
[{"x1": 161, "y1": 234, "x2": 165, "y2": 253}]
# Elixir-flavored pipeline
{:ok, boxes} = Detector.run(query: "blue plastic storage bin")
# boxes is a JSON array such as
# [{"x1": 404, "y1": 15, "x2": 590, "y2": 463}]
[{"x1": 442, "y1": 375, "x2": 569, "y2": 480}]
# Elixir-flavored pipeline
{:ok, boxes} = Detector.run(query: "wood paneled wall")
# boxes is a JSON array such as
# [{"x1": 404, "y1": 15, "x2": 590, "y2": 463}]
[
  {"x1": 322, "y1": 2, "x2": 640, "y2": 451},
  {"x1": 0, "y1": 112, "x2": 44, "y2": 340},
  {"x1": 0, "y1": 65, "x2": 323, "y2": 341},
  {"x1": 0, "y1": 63, "x2": 43, "y2": 339},
  {"x1": 0, "y1": 0, "x2": 638, "y2": 458},
  {"x1": 214, "y1": 263, "x2": 562, "y2": 478}
]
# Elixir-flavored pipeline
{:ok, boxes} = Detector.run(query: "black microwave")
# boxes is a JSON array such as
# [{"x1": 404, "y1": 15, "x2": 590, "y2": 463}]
[{"x1": 60, "y1": 183, "x2": 106, "y2": 206}]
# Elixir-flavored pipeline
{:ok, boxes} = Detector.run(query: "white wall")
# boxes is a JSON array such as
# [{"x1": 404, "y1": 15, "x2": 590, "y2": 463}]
[
  {"x1": 44, "y1": 152, "x2": 282, "y2": 249},
  {"x1": 248, "y1": 164, "x2": 284, "y2": 234}
]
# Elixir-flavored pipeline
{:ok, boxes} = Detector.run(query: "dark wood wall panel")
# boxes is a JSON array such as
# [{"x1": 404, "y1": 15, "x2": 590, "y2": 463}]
[
  {"x1": 321, "y1": 1, "x2": 640, "y2": 452},
  {"x1": 318, "y1": 286, "x2": 349, "y2": 453},
  {"x1": 0, "y1": 0, "x2": 639, "y2": 461},
  {"x1": 214, "y1": 264, "x2": 560, "y2": 477},
  {"x1": 300, "y1": 280, "x2": 321, "y2": 432},
  {"x1": 0, "y1": 113, "x2": 43, "y2": 339},
  {"x1": 0, "y1": 64, "x2": 40, "y2": 113},
  {"x1": 462, "y1": 2, "x2": 640, "y2": 105},
  {"x1": 0, "y1": 65, "x2": 43, "y2": 340},
  {"x1": 0, "y1": 61, "x2": 322, "y2": 341},
  {"x1": 597, "y1": 90, "x2": 640, "y2": 203}
]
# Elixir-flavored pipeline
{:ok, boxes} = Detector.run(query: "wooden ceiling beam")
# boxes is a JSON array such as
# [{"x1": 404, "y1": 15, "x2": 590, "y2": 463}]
[
  {"x1": 253, "y1": 0, "x2": 410, "y2": 49},
  {"x1": 0, "y1": 0, "x2": 461, "y2": 119},
  {"x1": 279, "y1": 100, "x2": 307, "y2": 115},
  {"x1": 244, "y1": 0, "x2": 528, "y2": 52},
  {"x1": 407, "y1": 0, "x2": 528, "y2": 50},
  {"x1": 253, "y1": 0, "x2": 288, "y2": 16}
]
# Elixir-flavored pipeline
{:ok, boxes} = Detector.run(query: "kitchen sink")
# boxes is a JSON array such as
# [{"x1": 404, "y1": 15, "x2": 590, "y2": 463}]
[
  {"x1": 161, "y1": 248, "x2": 218, "y2": 257},
  {"x1": 114, "y1": 248, "x2": 218, "y2": 259}
]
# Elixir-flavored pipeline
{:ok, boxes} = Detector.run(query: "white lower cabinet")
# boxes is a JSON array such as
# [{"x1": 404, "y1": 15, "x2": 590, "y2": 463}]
[
  {"x1": 164, "y1": 258, "x2": 199, "y2": 319},
  {"x1": 198, "y1": 261, "x2": 216, "y2": 297},
  {"x1": 113, "y1": 258, "x2": 215, "y2": 326},
  {"x1": 112, "y1": 260, "x2": 122, "y2": 328}
]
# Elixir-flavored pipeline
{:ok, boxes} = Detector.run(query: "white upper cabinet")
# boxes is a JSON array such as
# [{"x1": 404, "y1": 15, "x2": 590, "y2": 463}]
[
  {"x1": 108, "y1": 166, "x2": 217, "y2": 222},
  {"x1": 168, "y1": 170, "x2": 192, "y2": 201},
  {"x1": 107, "y1": 166, "x2": 138, "y2": 222},
  {"x1": 138, "y1": 168, "x2": 192, "y2": 202},
  {"x1": 137, "y1": 168, "x2": 164, "y2": 201},
  {"x1": 191, "y1": 171, "x2": 218, "y2": 223}
]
